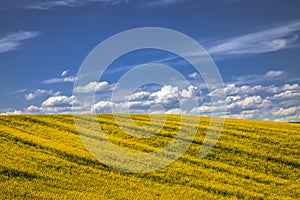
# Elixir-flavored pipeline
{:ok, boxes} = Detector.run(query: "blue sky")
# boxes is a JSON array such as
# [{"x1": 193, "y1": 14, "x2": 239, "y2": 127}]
[{"x1": 0, "y1": 0, "x2": 300, "y2": 121}]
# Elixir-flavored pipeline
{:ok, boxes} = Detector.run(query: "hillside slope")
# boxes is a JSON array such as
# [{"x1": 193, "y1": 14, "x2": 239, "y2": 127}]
[{"x1": 0, "y1": 114, "x2": 299, "y2": 199}]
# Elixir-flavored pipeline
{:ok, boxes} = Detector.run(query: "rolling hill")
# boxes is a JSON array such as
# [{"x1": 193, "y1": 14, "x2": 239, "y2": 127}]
[{"x1": 0, "y1": 114, "x2": 299, "y2": 199}]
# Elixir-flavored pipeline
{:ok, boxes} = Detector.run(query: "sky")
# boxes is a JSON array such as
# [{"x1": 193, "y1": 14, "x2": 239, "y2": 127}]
[{"x1": 0, "y1": 0, "x2": 300, "y2": 121}]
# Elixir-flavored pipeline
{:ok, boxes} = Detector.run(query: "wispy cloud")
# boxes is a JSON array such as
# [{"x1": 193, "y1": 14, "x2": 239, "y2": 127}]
[
  {"x1": 231, "y1": 70, "x2": 284, "y2": 85},
  {"x1": 12, "y1": 89, "x2": 28, "y2": 94},
  {"x1": 191, "y1": 0, "x2": 252, "y2": 7},
  {"x1": 207, "y1": 20, "x2": 300, "y2": 56},
  {"x1": 188, "y1": 72, "x2": 201, "y2": 79},
  {"x1": 24, "y1": 0, "x2": 189, "y2": 9},
  {"x1": 2, "y1": 0, "x2": 245, "y2": 10},
  {"x1": 144, "y1": 0, "x2": 184, "y2": 7},
  {"x1": 42, "y1": 76, "x2": 77, "y2": 84},
  {"x1": 61, "y1": 70, "x2": 68, "y2": 77},
  {"x1": 26, "y1": 0, "x2": 128, "y2": 10},
  {"x1": 42, "y1": 70, "x2": 77, "y2": 84},
  {"x1": 0, "y1": 31, "x2": 40, "y2": 54},
  {"x1": 99, "y1": 20, "x2": 300, "y2": 74}
]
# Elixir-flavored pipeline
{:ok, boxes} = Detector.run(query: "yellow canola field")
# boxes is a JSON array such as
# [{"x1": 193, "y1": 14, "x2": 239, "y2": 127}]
[{"x1": 0, "y1": 114, "x2": 299, "y2": 199}]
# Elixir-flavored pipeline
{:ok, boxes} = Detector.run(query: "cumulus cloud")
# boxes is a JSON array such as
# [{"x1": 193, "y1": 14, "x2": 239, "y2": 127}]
[
  {"x1": 273, "y1": 113, "x2": 300, "y2": 122},
  {"x1": 166, "y1": 108, "x2": 186, "y2": 114},
  {"x1": 41, "y1": 95, "x2": 79, "y2": 107},
  {"x1": 208, "y1": 82, "x2": 300, "y2": 97},
  {"x1": 209, "y1": 84, "x2": 253, "y2": 96},
  {"x1": 23, "y1": 95, "x2": 86, "y2": 114},
  {"x1": 281, "y1": 83, "x2": 300, "y2": 91},
  {"x1": 193, "y1": 83, "x2": 300, "y2": 121},
  {"x1": 73, "y1": 81, "x2": 113, "y2": 93},
  {"x1": 92, "y1": 84, "x2": 200, "y2": 113},
  {"x1": 192, "y1": 95, "x2": 269, "y2": 118},
  {"x1": 266, "y1": 86, "x2": 300, "y2": 109},
  {"x1": 92, "y1": 100, "x2": 156, "y2": 113},
  {"x1": 272, "y1": 107, "x2": 298, "y2": 116},
  {"x1": 0, "y1": 110, "x2": 23, "y2": 115},
  {"x1": 25, "y1": 105, "x2": 76, "y2": 114},
  {"x1": 90, "y1": 82, "x2": 300, "y2": 121},
  {"x1": 181, "y1": 85, "x2": 200, "y2": 98},
  {"x1": 25, "y1": 89, "x2": 59, "y2": 101},
  {"x1": 4, "y1": 78, "x2": 300, "y2": 122},
  {"x1": 271, "y1": 90, "x2": 300, "y2": 99},
  {"x1": 150, "y1": 85, "x2": 179, "y2": 105},
  {"x1": 233, "y1": 96, "x2": 263, "y2": 110},
  {"x1": 125, "y1": 91, "x2": 150, "y2": 101},
  {"x1": 92, "y1": 101, "x2": 114, "y2": 113}
]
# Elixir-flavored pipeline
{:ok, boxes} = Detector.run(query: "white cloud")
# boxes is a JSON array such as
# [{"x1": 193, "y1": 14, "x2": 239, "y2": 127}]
[
  {"x1": 124, "y1": 101, "x2": 154, "y2": 110},
  {"x1": 0, "y1": 31, "x2": 40, "y2": 54},
  {"x1": 26, "y1": 0, "x2": 128, "y2": 9},
  {"x1": 24, "y1": 0, "x2": 190, "y2": 10},
  {"x1": 145, "y1": 0, "x2": 183, "y2": 7},
  {"x1": 273, "y1": 114, "x2": 300, "y2": 122},
  {"x1": 188, "y1": 72, "x2": 201, "y2": 79},
  {"x1": 150, "y1": 85, "x2": 179, "y2": 104},
  {"x1": 4, "y1": 80, "x2": 300, "y2": 122},
  {"x1": 25, "y1": 98, "x2": 90, "y2": 114},
  {"x1": 26, "y1": 105, "x2": 42, "y2": 112},
  {"x1": 0, "y1": 110, "x2": 23, "y2": 115},
  {"x1": 25, "y1": 89, "x2": 59, "y2": 101},
  {"x1": 192, "y1": 95, "x2": 268, "y2": 118},
  {"x1": 232, "y1": 70, "x2": 284, "y2": 85},
  {"x1": 234, "y1": 95, "x2": 263, "y2": 109},
  {"x1": 275, "y1": 91, "x2": 300, "y2": 98},
  {"x1": 41, "y1": 95, "x2": 79, "y2": 107},
  {"x1": 92, "y1": 100, "x2": 150, "y2": 113},
  {"x1": 166, "y1": 108, "x2": 186, "y2": 114},
  {"x1": 61, "y1": 70, "x2": 68, "y2": 77},
  {"x1": 281, "y1": 83, "x2": 300, "y2": 91},
  {"x1": 26, "y1": 105, "x2": 76, "y2": 114},
  {"x1": 207, "y1": 20, "x2": 300, "y2": 56},
  {"x1": 208, "y1": 83, "x2": 271, "y2": 97},
  {"x1": 228, "y1": 109, "x2": 261, "y2": 120},
  {"x1": 73, "y1": 81, "x2": 113, "y2": 93},
  {"x1": 272, "y1": 107, "x2": 298, "y2": 116},
  {"x1": 191, "y1": 103, "x2": 225, "y2": 115},
  {"x1": 93, "y1": 85, "x2": 200, "y2": 113},
  {"x1": 265, "y1": 70, "x2": 283, "y2": 78},
  {"x1": 125, "y1": 91, "x2": 150, "y2": 101},
  {"x1": 267, "y1": 84, "x2": 300, "y2": 108},
  {"x1": 92, "y1": 101, "x2": 114, "y2": 112},
  {"x1": 13, "y1": 89, "x2": 28, "y2": 94},
  {"x1": 180, "y1": 85, "x2": 198, "y2": 98},
  {"x1": 23, "y1": 95, "x2": 87, "y2": 114},
  {"x1": 42, "y1": 76, "x2": 77, "y2": 84},
  {"x1": 193, "y1": 82, "x2": 300, "y2": 121}
]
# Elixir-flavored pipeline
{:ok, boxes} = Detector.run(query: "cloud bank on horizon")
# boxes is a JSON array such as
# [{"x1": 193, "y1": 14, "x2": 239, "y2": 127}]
[{"x1": 2, "y1": 69, "x2": 300, "y2": 122}]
